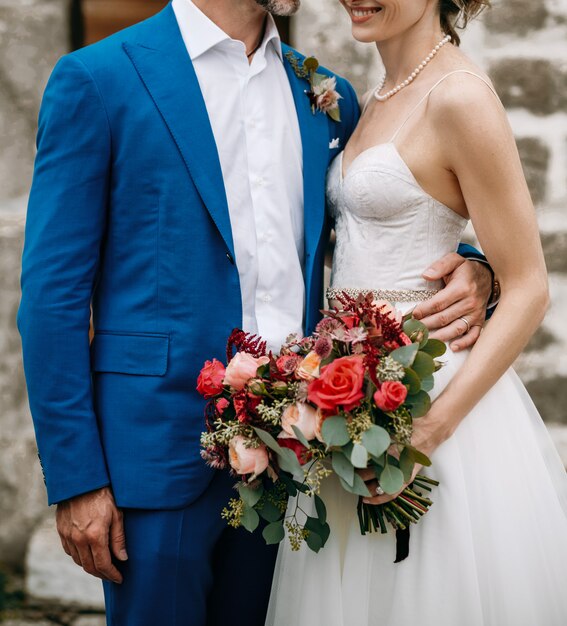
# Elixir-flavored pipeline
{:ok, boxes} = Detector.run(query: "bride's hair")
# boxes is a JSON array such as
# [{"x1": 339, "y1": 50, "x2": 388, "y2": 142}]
[{"x1": 439, "y1": 0, "x2": 491, "y2": 46}]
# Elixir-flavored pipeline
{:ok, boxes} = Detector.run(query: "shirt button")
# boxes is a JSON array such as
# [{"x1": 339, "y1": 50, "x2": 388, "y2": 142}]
[
  {"x1": 262, "y1": 294, "x2": 272, "y2": 304},
  {"x1": 255, "y1": 176, "x2": 266, "y2": 187}
]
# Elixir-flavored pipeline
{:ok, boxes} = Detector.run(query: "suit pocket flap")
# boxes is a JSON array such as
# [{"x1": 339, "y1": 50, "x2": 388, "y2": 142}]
[{"x1": 91, "y1": 331, "x2": 169, "y2": 376}]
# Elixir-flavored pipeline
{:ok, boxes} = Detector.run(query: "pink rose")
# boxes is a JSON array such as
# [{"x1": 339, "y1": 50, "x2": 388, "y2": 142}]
[
  {"x1": 197, "y1": 359, "x2": 226, "y2": 398},
  {"x1": 281, "y1": 403, "x2": 321, "y2": 441},
  {"x1": 297, "y1": 351, "x2": 322, "y2": 381},
  {"x1": 223, "y1": 352, "x2": 270, "y2": 391},
  {"x1": 228, "y1": 436, "x2": 269, "y2": 476},
  {"x1": 307, "y1": 356, "x2": 366, "y2": 414},
  {"x1": 374, "y1": 381, "x2": 408, "y2": 412}
]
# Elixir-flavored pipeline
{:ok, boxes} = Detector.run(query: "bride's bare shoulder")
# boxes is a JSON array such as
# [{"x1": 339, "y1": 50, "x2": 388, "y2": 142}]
[{"x1": 428, "y1": 58, "x2": 510, "y2": 146}]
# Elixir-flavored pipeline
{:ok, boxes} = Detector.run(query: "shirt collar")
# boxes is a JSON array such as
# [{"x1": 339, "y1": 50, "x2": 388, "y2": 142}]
[{"x1": 172, "y1": 0, "x2": 283, "y2": 61}]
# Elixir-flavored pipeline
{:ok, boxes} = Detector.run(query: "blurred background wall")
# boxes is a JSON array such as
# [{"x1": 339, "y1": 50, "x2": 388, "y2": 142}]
[{"x1": 0, "y1": 0, "x2": 566, "y2": 622}]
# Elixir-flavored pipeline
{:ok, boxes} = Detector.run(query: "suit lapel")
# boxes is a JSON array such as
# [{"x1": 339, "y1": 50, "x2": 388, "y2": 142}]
[
  {"x1": 281, "y1": 46, "x2": 330, "y2": 286},
  {"x1": 123, "y1": 5, "x2": 234, "y2": 258}
]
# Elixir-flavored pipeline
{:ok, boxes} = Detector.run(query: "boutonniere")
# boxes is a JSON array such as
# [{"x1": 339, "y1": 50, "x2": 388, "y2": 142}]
[{"x1": 284, "y1": 52, "x2": 342, "y2": 123}]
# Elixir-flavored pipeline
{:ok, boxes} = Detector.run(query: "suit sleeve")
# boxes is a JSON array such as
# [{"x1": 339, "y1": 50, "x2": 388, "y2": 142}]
[
  {"x1": 17, "y1": 54, "x2": 111, "y2": 505},
  {"x1": 457, "y1": 243, "x2": 496, "y2": 318}
]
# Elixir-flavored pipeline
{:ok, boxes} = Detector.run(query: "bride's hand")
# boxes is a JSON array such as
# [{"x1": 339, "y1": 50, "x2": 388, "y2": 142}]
[
  {"x1": 357, "y1": 419, "x2": 443, "y2": 505},
  {"x1": 412, "y1": 252, "x2": 492, "y2": 352}
]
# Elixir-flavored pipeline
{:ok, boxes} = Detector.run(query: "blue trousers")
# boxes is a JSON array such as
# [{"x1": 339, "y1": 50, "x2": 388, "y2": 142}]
[{"x1": 103, "y1": 471, "x2": 278, "y2": 625}]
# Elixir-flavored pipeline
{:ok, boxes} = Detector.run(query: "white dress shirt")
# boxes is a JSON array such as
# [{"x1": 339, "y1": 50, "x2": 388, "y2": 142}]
[{"x1": 172, "y1": 0, "x2": 305, "y2": 352}]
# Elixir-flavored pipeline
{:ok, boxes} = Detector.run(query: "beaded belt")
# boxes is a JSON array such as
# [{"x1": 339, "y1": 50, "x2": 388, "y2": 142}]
[{"x1": 326, "y1": 287, "x2": 439, "y2": 304}]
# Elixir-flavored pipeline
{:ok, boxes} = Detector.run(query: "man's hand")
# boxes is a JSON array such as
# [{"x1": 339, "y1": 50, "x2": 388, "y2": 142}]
[
  {"x1": 413, "y1": 253, "x2": 493, "y2": 352},
  {"x1": 56, "y1": 486, "x2": 127, "y2": 584}
]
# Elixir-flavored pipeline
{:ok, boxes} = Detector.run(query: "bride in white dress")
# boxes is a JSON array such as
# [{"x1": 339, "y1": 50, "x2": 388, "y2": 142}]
[{"x1": 266, "y1": 1, "x2": 567, "y2": 625}]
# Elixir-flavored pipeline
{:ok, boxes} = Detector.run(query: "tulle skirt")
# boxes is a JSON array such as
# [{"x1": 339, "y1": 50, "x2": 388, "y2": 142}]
[{"x1": 266, "y1": 346, "x2": 567, "y2": 626}]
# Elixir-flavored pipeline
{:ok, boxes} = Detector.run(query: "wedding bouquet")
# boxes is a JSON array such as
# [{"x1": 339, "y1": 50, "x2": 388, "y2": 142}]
[{"x1": 198, "y1": 294, "x2": 445, "y2": 554}]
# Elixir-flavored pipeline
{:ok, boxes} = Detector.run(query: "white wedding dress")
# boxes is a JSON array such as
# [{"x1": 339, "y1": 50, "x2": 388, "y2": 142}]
[{"x1": 266, "y1": 72, "x2": 567, "y2": 626}]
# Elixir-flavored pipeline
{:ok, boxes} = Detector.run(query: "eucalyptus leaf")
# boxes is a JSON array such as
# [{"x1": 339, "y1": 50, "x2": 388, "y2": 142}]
[
  {"x1": 351, "y1": 443, "x2": 369, "y2": 468},
  {"x1": 332, "y1": 451, "x2": 355, "y2": 487},
  {"x1": 279, "y1": 472, "x2": 297, "y2": 496},
  {"x1": 238, "y1": 483, "x2": 263, "y2": 508},
  {"x1": 407, "y1": 390, "x2": 431, "y2": 418},
  {"x1": 240, "y1": 506, "x2": 260, "y2": 532},
  {"x1": 253, "y1": 427, "x2": 283, "y2": 454},
  {"x1": 403, "y1": 368, "x2": 421, "y2": 395},
  {"x1": 291, "y1": 425, "x2": 311, "y2": 449},
  {"x1": 305, "y1": 529, "x2": 323, "y2": 553},
  {"x1": 277, "y1": 447, "x2": 303, "y2": 475},
  {"x1": 262, "y1": 521, "x2": 285, "y2": 545},
  {"x1": 379, "y1": 464, "x2": 405, "y2": 495},
  {"x1": 413, "y1": 352, "x2": 436, "y2": 378},
  {"x1": 421, "y1": 338, "x2": 447, "y2": 358},
  {"x1": 390, "y1": 343, "x2": 419, "y2": 367},
  {"x1": 361, "y1": 425, "x2": 391, "y2": 458},
  {"x1": 399, "y1": 447, "x2": 415, "y2": 483},
  {"x1": 321, "y1": 416, "x2": 351, "y2": 447},
  {"x1": 421, "y1": 374, "x2": 435, "y2": 392},
  {"x1": 406, "y1": 445, "x2": 432, "y2": 467},
  {"x1": 339, "y1": 472, "x2": 371, "y2": 497},
  {"x1": 314, "y1": 494, "x2": 327, "y2": 525},
  {"x1": 258, "y1": 499, "x2": 283, "y2": 523},
  {"x1": 304, "y1": 516, "x2": 331, "y2": 546},
  {"x1": 403, "y1": 318, "x2": 429, "y2": 347},
  {"x1": 303, "y1": 56, "x2": 319, "y2": 72}
]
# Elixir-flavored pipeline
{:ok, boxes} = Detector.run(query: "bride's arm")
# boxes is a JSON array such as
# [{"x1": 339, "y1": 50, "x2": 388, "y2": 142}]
[
  {"x1": 364, "y1": 76, "x2": 549, "y2": 503},
  {"x1": 418, "y1": 77, "x2": 549, "y2": 451}
]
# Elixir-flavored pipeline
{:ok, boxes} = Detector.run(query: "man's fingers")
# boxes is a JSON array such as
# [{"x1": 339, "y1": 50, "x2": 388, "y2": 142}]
[
  {"x1": 91, "y1": 541, "x2": 123, "y2": 584},
  {"x1": 429, "y1": 318, "x2": 470, "y2": 343},
  {"x1": 450, "y1": 324, "x2": 483, "y2": 352},
  {"x1": 74, "y1": 539, "x2": 103, "y2": 580},
  {"x1": 422, "y1": 252, "x2": 465, "y2": 282},
  {"x1": 109, "y1": 508, "x2": 128, "y2": 562},
  {"x1": 413, "y1": 281, "x2": 468, "y2": 321},
  {"x1": 416, "y1": 299, "x2": 478, "y2": 331}
]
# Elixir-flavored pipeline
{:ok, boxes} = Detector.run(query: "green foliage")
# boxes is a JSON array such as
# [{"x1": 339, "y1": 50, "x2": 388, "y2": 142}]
[
  {"x1": 263, "y1": 521, "x2": 285, "y2": 545},
  {"x1": 321, "y1": 416, "x2": 350, "y2": 447},
  {"x1": 390, "y1": 343, "x2": 419, "y2": 367},
  {"x1": 379, "y1": 464, "x2": 405, "y2": 495},
  {"x1": 332, "y1": 450, "x2": 355, "y2": 487},
  {"x1": 361, "y1": 425, "x2": 391, "y2": 458}
]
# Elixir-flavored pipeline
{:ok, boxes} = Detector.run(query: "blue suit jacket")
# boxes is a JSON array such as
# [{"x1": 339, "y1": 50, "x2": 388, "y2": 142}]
[
  {"x1": 17, "y1": 4, "x2": 360, "y2": 507},
  {"x1": 18, "y1": 3, "x2": 485, "y2": 508}
]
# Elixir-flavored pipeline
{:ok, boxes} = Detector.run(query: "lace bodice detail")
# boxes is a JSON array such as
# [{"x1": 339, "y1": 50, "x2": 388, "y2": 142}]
[{"x1": 327, "y1": 142, "x2": 468, "y2": 293}]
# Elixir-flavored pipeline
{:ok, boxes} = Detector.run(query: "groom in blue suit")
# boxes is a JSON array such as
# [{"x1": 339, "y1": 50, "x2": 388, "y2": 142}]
[{"x1": 18, "y1": 0, "x2": 493, "y2": 624}]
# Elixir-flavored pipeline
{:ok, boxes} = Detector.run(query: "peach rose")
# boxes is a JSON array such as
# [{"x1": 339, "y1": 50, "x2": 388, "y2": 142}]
[
  {"x1": 223, "y1": 352, "x2": 270, "y2": 391},
  {"x1": 297, "y1": 351, "x2": 322, "y2": 381},
  {"x1": 228, "y1": 436, "x2": 269, "y2": 476},
  {"x1": 281, "y1": 402, "x2": 320, "y2": 441},
  {"x1": 374, "y1": 381, "x2": 408, "y2": 412}
]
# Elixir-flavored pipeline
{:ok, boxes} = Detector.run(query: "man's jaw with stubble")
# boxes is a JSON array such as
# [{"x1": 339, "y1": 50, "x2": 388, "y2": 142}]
[{"x1": 254, "y1": 0, "x2": 301, "y2": 17}]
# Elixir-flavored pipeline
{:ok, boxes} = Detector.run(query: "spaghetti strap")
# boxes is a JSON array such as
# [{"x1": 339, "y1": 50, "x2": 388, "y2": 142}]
[{"x1": 389, "y1": 70, "x2": 499, "y2": 143}]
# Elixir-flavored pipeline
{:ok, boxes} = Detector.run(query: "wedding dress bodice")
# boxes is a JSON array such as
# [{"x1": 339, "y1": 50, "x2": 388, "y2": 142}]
[{"x1": 327, "y1": 142, "x2": 468, "y2": 293}]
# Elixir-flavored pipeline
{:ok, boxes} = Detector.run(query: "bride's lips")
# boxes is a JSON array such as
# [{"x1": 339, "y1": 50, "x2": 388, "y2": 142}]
[{"x1": 347, "y1": 4, "x2": 382, "y2": 24}]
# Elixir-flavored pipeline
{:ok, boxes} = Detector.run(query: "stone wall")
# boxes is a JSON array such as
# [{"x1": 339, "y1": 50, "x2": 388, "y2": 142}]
[{"x1": 0, "y1": 0, "x2": 69, "y2": 566}]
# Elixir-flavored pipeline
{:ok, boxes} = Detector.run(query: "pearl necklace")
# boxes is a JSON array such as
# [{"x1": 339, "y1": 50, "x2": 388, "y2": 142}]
[{"x1": 374, "y1": 34, "x2": 452, "y2": 102}]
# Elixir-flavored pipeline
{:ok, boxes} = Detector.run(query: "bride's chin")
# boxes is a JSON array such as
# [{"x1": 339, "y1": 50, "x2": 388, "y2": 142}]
[{"x1": 351, "y1": 26, "x2": 386, "y2": 44}]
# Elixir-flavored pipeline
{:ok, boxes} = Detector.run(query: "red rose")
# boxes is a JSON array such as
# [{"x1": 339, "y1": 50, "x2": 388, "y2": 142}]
[
  {"x1": 197, "y1": 359, "x2": 226, "y2": 398},
  {"x1": 277, "y1": 436, "x2": 312, "y2": 465},
  {"x1": 374, "y1": 381, "x2": 408, "y2": 412},
  {"x1": 307, "y1": 356, "x2": 366, "y2": 414}
]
